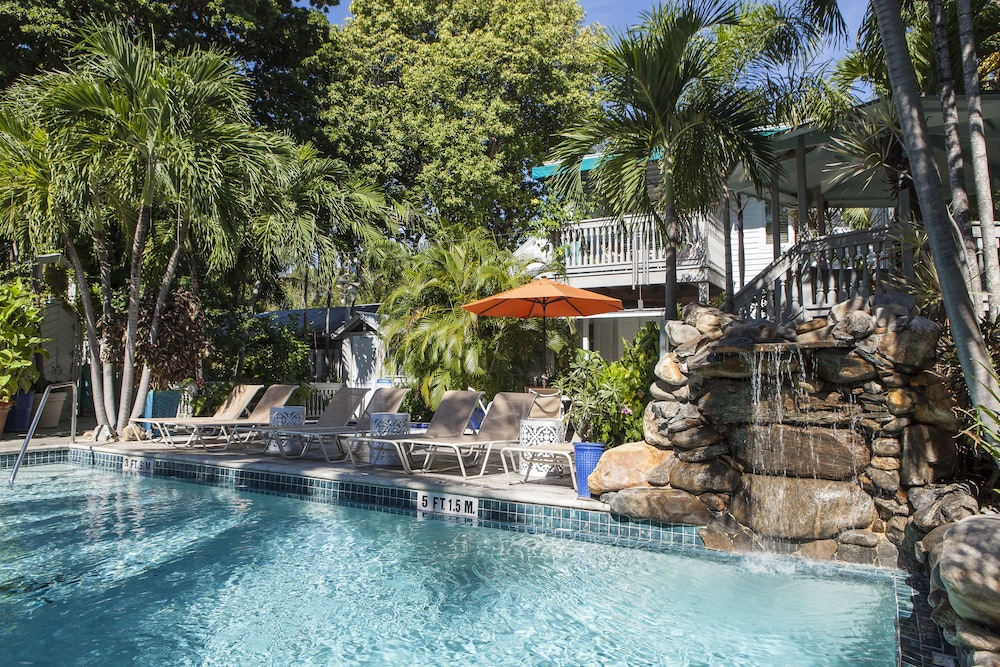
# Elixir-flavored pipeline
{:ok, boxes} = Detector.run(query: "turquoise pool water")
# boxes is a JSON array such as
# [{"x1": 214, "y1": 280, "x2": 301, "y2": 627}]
[{"x1": 1, "y1": 464, "x2": 897, "y2": 666}]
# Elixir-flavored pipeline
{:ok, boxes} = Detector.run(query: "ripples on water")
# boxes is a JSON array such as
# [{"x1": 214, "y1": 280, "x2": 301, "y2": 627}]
[{"x1": 0, "y1": 465, "x2": 897, "y2": 666}]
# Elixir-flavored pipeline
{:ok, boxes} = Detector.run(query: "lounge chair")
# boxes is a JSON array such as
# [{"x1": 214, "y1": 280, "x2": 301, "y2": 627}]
[
  {"x1": 245, "y1": 386, "x2": 369, "y2": 458},
  {"x1": 412, "y1": 392, "x2": 537, "y2": 478},
  {"x1": 256, "y1": 387, "x2": 410, "y2": 462},
  {"x1": 146, "y1": 384, "x2": 297, "y2": 450},
  {"x1": 346, "y1": 389, "x2": 483, "y2": 473},
  {"x1": 499, "y1": 442, "x2": 578, "y2": 492},
  {"x1": 131, "y1": 383, "x2": 264, "y2": 447},
  {"x1": 525, "y1": 386, "x2": 564, "y2": 419}
]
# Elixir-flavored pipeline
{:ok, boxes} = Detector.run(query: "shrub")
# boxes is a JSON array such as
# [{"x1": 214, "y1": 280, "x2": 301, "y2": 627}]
[{"x1": 554, "y1": 322, "x2": 659, "y2": 447}]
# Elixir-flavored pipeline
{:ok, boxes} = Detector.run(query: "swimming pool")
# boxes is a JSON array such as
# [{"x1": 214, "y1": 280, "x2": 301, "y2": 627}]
[{"x1": 2, "y1": 464, "x2": 898, "y2": 665}]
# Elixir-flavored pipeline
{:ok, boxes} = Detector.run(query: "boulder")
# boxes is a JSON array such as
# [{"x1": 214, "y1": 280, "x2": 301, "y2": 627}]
[
  {"x1": 654, "y1": 352, "x2": 687, "y2": 386},
  {"x1": 814, "y1": 348, "x2": 878, "y2": 383},
  {"x1": 831, "y1": 310, "x2": 875, "y2": 341},
  {"x1": 646, "y1": 455, "x2": 678, "y2": 487},
  {"x1": 682, "y1": 303, "x2": 737, "y2": 336},
  {"x1": 865, "y1": 467, "x2": 900, "y2": 494},
  {"x1": 665, "y1": 321, "x2": 703, "y2": 348},
  {"x1": 587, "y1": 441, "x2": 674, "y2": 496},
  {"x1": 676, "y1": 443, "x2": 729, "y2": 462},
  {"x1": 730, "y1": 474, "x2": 877, "y2": 540},
  {"x1": 669, "y1": 458, "x2": 742, "y2": 494},
  {"x1": 642, "y1": 402, "x2": 675, "y2": 447},
  {"x1": 910, "y1": 484, "x2": 980, "y2": 532},
  {"x1": 829, "y1": 296, "x2": 869, "y2": 322},
  {"x1": 649, "y1": 380, "x2": 678, "y2": 401},
  {"x1": 901, "y1": 424, "x2": 959, "y2": 487},
  {"x1": 933, "y1": 516, "x2": 1000, "y2": 631},
  {"x1": 608, "y1": 487, "x2": 713, "y2": 526},
  {"x1": 670, "y1": 426, "x2": 725, "y2": 450},
  {"x1": 872, "y1": 437, "x2": 901, "y2": 456},
  {"x1": 876, "y1": 316, "x2": 943, "y2": 371},
  {"x1": 729, "y1": 424, "x2": 870, "y2": 481}
]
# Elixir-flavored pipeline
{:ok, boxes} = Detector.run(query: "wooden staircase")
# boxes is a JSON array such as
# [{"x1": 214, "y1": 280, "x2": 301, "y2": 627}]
[{"x1": 731, "y1": 228, "x2": 915, "y2": 325}]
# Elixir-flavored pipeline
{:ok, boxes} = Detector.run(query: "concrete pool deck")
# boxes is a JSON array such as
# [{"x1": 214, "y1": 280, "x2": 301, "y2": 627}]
[{"x1": 0, "y1": 419, "x2": 603, "y2": 510}]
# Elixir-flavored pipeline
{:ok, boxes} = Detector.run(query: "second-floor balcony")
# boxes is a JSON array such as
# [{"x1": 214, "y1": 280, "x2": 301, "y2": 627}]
[{"x1": 550, "y1": 214, "x2": 726, "y2": 298}]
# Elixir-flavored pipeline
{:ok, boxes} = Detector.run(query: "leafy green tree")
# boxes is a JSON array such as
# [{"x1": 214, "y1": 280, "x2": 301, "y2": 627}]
[
  {"x1": 320, "y1": 0, "x2": 604, "y2": 240},
  {"x1": 549, "y1": 0, "x2": 777, "y2": 321},
  {"x1": 0, "y1": 0, "x2": 338, "y2": 145},
  {"x1": 378, "y1": 226, "x2": 548, "y2": 407}
]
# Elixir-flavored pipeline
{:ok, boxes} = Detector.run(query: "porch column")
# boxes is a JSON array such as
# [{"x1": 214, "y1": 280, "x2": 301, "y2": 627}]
[
  {"x1": 796, "y1": 135, "x2": 809, "y2": 238},
  {"x1": 815, "y1": 187, "x2": 827, "y2": 236},
  {"x1": 698, "y1": 282, "x2": 710, "y2": 304},
  {"x1": 771, "y1": 169, "x2": 781, "y2": 260}
]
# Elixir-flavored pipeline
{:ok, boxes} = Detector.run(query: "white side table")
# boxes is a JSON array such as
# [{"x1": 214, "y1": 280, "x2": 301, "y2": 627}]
[
  {"x1": 369, "y1": 412, "x2": 409, "y2": 466},
  {"x1": 518, "y1": 418, "x2": 566, "y2": 479},
  {"x1": 265, "y1": 406, "x2": 306, "y2": 455}
]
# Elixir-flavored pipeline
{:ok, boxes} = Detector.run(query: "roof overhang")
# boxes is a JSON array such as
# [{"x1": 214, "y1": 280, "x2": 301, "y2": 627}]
[{"x1": 728, "y1": 93, "x2": 1000, "y2": 209}]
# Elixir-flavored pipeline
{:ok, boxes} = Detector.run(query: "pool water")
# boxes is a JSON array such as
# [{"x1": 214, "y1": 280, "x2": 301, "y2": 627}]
[{"x1": 1, "y1": 465, "x2": 898, "y2": 666}]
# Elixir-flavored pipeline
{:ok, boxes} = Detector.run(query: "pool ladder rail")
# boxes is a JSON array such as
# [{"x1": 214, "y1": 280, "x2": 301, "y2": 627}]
[{"x1": 8, "y1": 382, "x2": 78, "y2": 485}]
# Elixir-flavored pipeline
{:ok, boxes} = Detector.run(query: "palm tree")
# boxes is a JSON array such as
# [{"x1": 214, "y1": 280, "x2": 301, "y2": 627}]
[
  {"x1": 869, "y1": 0, "x2": 1000, "y2": 423},
  {"x1": 378, "y1": 226, "x2": 544, "y2": 407},
  {"x1": 548, "y1": 1, "x2": 777, "y2": 323},
  {"x1": 956, "y1": 0, "x2": 1000, "y2": 316}
]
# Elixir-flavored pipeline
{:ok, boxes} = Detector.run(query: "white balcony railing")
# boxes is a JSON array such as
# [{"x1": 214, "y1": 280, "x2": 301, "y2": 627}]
[{"x1": 556, "y1": 215, "x2": 710, "y2": 289}]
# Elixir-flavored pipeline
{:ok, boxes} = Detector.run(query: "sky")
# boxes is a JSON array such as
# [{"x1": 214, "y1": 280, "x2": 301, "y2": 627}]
[{"x1": 320, "y1": 0, "x2": 870, "y2": 62}]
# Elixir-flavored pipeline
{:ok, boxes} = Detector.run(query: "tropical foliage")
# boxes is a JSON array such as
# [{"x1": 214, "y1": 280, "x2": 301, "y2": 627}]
[
  {"x1": 554, "y1": 323, "x2": 659, "y2": 447},
  {"x1": 0, "y1": 25, "x2": 389, "y2": 434},
  {"x1": 0, "y1": 0, "x2": 337, "y2": 145},
  {"x1": 0, "y1": 278, "x2": 47, "y2": 402},
  {"x1": 378, "y1": 226, "x2": 553, "y2": 407},
  {"x1": 548, "y1": 0, "x2": 778, "y2": 319}
]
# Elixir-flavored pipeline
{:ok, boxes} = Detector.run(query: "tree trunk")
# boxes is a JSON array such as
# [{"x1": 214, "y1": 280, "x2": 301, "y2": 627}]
[
  {"x1": 62, "y1": 233, "x2": 111, "y2": 428},
  {"x1": 737, "y1": 194, "x2": 746, "y2": 289},
  {"x1": 129, "y1": 215, "x2": 190, "y2": 422},
  {"x1": 928, "y1": 0, "x2": 981, "y2": 297},
  {"x1": 117, "y1": 202, "x2": 152, "y2": 433},
  {"x1": 94, "y1": 228, "x2": 117, "y2": 430},
  {"x1": 874, "y1": 0, "x2": 1000, "y2": 419},
  {"x1": 957, "y1": 0, "x2": 999, "y2": 318}
]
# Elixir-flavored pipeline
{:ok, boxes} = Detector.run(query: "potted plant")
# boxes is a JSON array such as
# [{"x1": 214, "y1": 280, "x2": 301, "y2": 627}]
[
  {"x1": 554, "y1": 323, "x2": 658, "y2": 496},
  {"x1": 0, "y1": 278, "x2": 47, "y2": 434}
]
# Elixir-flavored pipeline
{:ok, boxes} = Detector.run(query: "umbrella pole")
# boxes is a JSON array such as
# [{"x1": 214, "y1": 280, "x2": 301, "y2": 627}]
[{"x1": 541, "y1": 303, "x2": 547, "y2": 386}]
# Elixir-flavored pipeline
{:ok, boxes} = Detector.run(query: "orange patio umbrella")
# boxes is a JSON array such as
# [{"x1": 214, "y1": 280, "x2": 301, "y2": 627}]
[{"x1": 462, "y1": 277, "x2": 623, "y2": 378}]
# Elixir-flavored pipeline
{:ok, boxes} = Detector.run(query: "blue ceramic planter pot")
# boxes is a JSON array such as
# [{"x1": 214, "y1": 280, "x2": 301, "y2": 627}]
[
  {"x1": 573, "y1": 441, "x2": 605, "y2": 498},
  {"x1": 6, "y1": 390, "x2": 35, "y2": 432}
]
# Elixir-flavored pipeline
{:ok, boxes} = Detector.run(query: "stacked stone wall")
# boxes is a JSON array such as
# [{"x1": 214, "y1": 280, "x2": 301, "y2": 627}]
[{"x1": 590, "y1": 297, "x2": 980, "y2": 569}]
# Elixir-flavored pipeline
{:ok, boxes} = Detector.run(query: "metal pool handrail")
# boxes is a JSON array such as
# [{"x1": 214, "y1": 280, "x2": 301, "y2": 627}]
[{"x1": 8, "y1": 382, "x2": 78, "y2": 485}]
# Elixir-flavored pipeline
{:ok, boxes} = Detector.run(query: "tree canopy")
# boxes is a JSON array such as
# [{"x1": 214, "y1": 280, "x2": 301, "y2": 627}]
[
  {"x1": 320, "y1": 0, "x2": 604, "y2": 241},
  {"x1": 0, "y1": 0, "x2": 337, "y2": 145}
]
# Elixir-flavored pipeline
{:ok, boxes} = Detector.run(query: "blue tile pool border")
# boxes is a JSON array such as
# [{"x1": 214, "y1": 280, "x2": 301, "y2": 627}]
[{"x1": 5, "y1": 448, "x2": 959, "y2": 667}]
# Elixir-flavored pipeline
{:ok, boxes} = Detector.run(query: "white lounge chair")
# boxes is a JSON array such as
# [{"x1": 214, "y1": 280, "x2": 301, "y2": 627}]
[
  {"x1": 143, "y1": 384, "x2": 297, "y2": 450},
  {"x1": 412, "y1": 391, "x2": 538, "y2": 478},
  {"x1": 347, "y1": 389, "x2": 483, "y2": 473},
  {"x1": 245, "y1": 385, "x2": 369, "y2": 458},
  {"x1": 253, "y1": 387, "x2": 411, "y2": 462},
  {"x1": 131, "y1": 383, "x2": 264, "y2": 447}
]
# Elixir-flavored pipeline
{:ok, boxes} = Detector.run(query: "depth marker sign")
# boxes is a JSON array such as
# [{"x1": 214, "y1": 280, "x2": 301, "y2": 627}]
[{"x1": 417, "y1": 491, "x2": 478, "y2": 518}]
